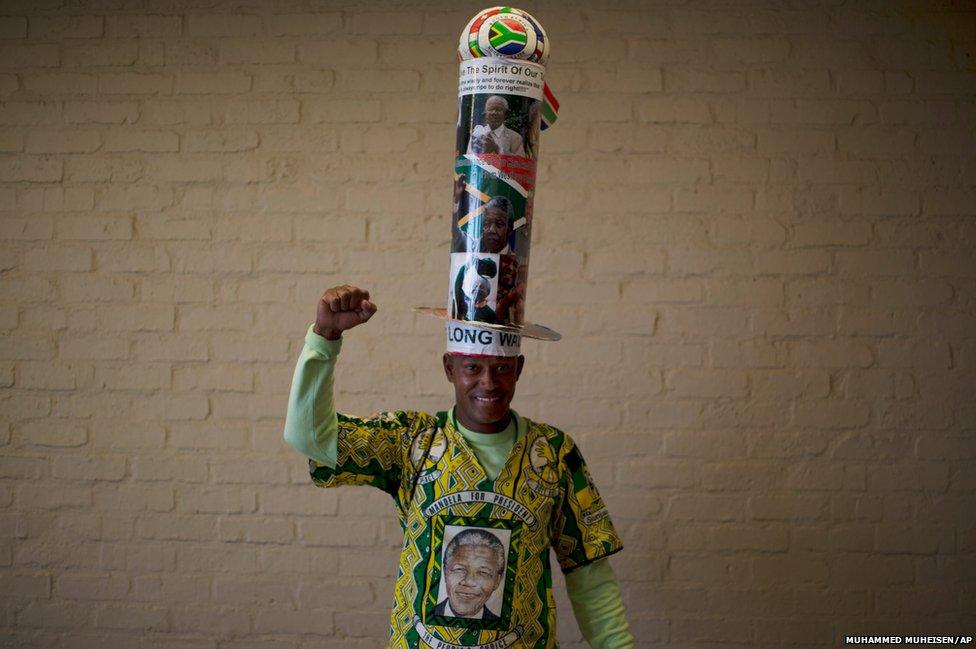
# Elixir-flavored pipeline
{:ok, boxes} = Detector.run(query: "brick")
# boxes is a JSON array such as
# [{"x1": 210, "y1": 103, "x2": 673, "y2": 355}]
[
  {"x1": 93, "y1": 604, "x2": 167, "y2": 631},
  {"x1": 63, "y1": 158, "x2": 143, "y2": 184},
  {"x1": 225, "y1": 99, "x2": 301, "y2": 125},
  {"x1": 0, "y1": 15, "x2": 26, "y2": 38},
  {"x1": 794, "y1": 400, "x2": 872, "y2": 428},
  {"x1": 0, "y1": 43, "x2": 59, "y2": 68},
  {"x1": 1, "y1": 276, "x2": 56, "y2": 304},
  {"x1": 0, "y1": 129, "x2": 22, "y2": 152},
  {"x1": 750, "y1": 494, "x2": 829, "y2": 521},
  {"x1": 220, "y1": 40, "x2": 295, "y2": 65},
  {"x1": 29, "y1": 13, "x2": 101, "y2": 38},
  {"x1": 92, "y1": 305, "x2": 174, "y2": 333},
  {"x1": 666, "y1": 67, "x2": 747, "y2": 93},
  {"x1": 91, "y1": 361, "x2": 171, "y2": 391},
  {"x1": 756, "y1": 306, "x2": 836, "y2": 338},
  {"x1": 62, "y1": 41, "x2": 137, "y2": 68},
  {"x1": 0, "y1": 156, "x2": 62, "y2": 182},
  {"x1": 55, "y1": 216, "x2": 133, "y2": 241},
  {"x1": 252, "y1": 69, "x2": 336, "y2": 95},
  {"x1": 60, "y1": 275, "x2": 135, "y2": 302},
  {"x1": 0, "y1": 572, "x2": 50, "y2": 597},
  {"x1": 340, "y1": 69, "x2": 420, "y2": 94},
  {"x1": 93, "y1": 484, "x2": 173, "y2": 513},
  {"x1": 28, "y1": 127, "x2": 101, "y2": 154},
  {"x1": 873, "y1": 280, "x2": 953, "y2": 307},
  {"x1": 668, "y1": 369, "x2": 748, "y2": 398},
  {"x1": 102, "y1": 130, "x2": 178, "y2": 153},
  {"x1": 299, "y1": 39, "x2": 378, "y2": 67},
  {"x1": 131, "y1": 574, "x2": 210, "y2": 604},
  {"x1": 790, "y1": 341, "x2": 873, "y2": 368},
  {"x1": 837, "y1": 187, "x2": 920, "y2": 217},
  {"x1": 668, "y1": 247, "x2": 752, "y2": 276},
  {"x1": 253, "y1": 605, "x2": 333, "y2": 635},
  {"x1": 98, "y1": 73, "x2": 172, "y2": 95},
  {"x1": 57, "y1": 573, "x2": 129, "y2": 600},
  {"x1": 0, "y1": 101, "x2": 60, "y2": 125},
  {"x1": 798, "y1": 158, "x2": 877, "y2": 184},
  {"x1": 757, "y1": 128, "x2": 834, "y2": 154},
  {"x1": 268, "y1": 12, "x2": 341, "y2": 35},
  {"x1": 0, "y1": 333, "x2": 53, "y2": 360},
  {"x1": 175, "y1": 71, "x2": 251, "y2": 95},
  {"x1": 671, "y1": 126, "x2": 755, "y2": 156},
  {"x1": 880, "y1": 100, "x2": 957, "y2": 125},
  {"x1": 185, "y1": 129, "x2": 258, "y2": 152},
  {"x1": 792, "y1": 219, "x2": 872, "y2": 247},
  {"x1": 22, "y1": 246, "x2": 93, "y2": 272},
  {"x1": 16, "y1": 601, "x2": 91, "y2": 629},
  {"x1": 20, "y1": 73, "x2": 96, "y2": 98},
  {"x1": 104, "y1": 14, "x2": 181, "y2": 38},
  {"x1": 18, "y1": 420, "x2": 86, "y2": 447},
  {"x1": 787, "y1": 279, "x2": 871, "y2": 307},
  {"x1": 637, "y1": 96, "x2": 711, "y2": 123},
  {"x1": 186, "y1": 13, "x2": 262, "y2": 38}
]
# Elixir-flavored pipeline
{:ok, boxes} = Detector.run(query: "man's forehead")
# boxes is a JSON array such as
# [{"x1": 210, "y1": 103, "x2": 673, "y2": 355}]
[
  {"x1": 449, "y1": 352, "x2": 519, "y2": 362},
  {"x1": 449, "y1": 544, "x2": 499, "y2": 563}
]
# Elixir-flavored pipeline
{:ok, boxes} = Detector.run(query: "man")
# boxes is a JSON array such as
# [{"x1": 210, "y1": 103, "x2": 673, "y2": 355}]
[
  {"x1": 466, "y1": 95, "x2": 526, "y2": 157},
  {"x1": 495, "y1": 255, "x2": 523, "y2": 325},
  {"x1": 434, "y1": 529, "x2": 506, "y2": 620},
  {"x1": 453, "y1": 178, "x2": 514, "y2": 254},
  {"x1": 452, "y1": 257, "x2": 498, "y2": 323},
  {"x1": 283, "y1": 285, "x2": 634, "y2": 648}
]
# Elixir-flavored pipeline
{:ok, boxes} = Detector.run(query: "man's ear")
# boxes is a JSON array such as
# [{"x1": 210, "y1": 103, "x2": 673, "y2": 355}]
[
  {"x1": 443, "y1": 353, "x2": 456, "y2": 384},
  {"x1": 516, "y1": 355, "x2": 525, "y2": 380}
]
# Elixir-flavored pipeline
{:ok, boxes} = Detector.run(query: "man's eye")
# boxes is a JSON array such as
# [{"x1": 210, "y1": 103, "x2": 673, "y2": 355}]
[{"x1": 477, "y1": 571, "x2": 491, "y2": 578}]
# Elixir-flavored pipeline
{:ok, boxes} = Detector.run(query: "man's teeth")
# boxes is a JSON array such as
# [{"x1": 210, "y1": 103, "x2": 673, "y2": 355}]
[{"x1": 475, "y1": 396, "x2": 500, "y2": 402}]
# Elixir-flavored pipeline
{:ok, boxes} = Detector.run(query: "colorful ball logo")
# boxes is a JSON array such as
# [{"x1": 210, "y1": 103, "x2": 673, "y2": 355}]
[
  {"x1": 458, "y1": 7, "x2": 548, "y2": 65},
  {"x1": 488, "y1": 17, "x2": 529, "y2": 55}
]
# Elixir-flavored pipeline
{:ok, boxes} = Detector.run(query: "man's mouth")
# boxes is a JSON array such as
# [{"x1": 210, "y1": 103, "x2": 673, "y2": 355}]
[{"x1": 473, "y1": 395, "x2": 502, "y2": 405}]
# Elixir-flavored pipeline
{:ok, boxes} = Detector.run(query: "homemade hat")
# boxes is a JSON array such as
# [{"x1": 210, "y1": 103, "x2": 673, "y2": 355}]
[{"x1": 416, "y1": 6, "x2": 561, "y2": 357}]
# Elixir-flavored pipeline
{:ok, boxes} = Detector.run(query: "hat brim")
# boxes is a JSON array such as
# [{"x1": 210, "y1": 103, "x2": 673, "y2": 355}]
[{"x1": 414, "y1": 306, "x2": 561, "y2": 341}]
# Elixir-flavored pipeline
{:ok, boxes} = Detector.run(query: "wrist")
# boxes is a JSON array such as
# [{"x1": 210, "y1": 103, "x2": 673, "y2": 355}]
[{"x1": 313, "y1": 324, "x2": 342, "y2": 340}]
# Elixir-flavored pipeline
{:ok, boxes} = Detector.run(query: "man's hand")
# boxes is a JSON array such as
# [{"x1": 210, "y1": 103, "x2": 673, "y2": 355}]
[
  {"x1": 453, "y1": 173, "x2": 466, "y2": 206},
  {"x1": 314, "y1": 285, "x2": 377, "y2": 340},
  {"x1": 472, "y1": 133, "x2": 499, "y2": 154}
]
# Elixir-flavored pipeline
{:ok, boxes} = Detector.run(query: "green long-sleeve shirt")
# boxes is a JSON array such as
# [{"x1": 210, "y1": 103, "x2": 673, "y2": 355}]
[{"x1": 284, "y1": 324, "x2": 634, "y2": 648}]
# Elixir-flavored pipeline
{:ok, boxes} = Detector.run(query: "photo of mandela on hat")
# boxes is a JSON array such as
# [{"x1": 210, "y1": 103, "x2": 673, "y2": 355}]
[{"x1": 416, "y1": 6, "x2": 560, "y2": 357}]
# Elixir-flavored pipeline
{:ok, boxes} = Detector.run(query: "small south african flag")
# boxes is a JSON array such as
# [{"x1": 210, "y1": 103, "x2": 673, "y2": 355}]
[{"x1": 541, "y1": 83, "x2": 559, "y2": 131}]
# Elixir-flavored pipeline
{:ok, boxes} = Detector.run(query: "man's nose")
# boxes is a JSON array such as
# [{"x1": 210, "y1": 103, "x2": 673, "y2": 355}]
[{"x1": 480, "y1": 369, "x2": 502, "y2": 389}]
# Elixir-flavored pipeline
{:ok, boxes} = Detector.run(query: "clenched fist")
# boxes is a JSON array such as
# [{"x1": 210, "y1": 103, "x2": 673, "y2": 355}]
[{"x1": 314, "y1": 285, "x2": 377, "y2": 340}]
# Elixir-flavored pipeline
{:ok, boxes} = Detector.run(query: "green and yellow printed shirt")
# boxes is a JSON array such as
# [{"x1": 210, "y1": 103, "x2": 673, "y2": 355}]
[{"x1": 309, "y1": 409, "x2": 623, "y2": 649}]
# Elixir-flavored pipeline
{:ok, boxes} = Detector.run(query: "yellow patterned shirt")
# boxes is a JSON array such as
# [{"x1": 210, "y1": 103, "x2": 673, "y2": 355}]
[{"x1": 309, "y1": 409, "x2": 623, "y2": 649}]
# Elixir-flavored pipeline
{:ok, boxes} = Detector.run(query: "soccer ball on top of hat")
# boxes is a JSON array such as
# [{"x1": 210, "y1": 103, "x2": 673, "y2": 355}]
[{"x1": 459, "y1": 6, "x2": 550, "y2": 64}]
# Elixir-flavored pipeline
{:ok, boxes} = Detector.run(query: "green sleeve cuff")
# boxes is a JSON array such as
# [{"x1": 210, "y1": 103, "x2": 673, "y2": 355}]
[
  {"x1": 566, "y1": 558, "x2": 634, "y2": 648},
  {"x1": 305, "y1": 323, "x2": 343, "y2": 358}
]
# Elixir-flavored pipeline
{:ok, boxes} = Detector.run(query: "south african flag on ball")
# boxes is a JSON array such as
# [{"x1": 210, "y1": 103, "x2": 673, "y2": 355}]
[{"x1": 458, "y1": 6, "x2": 549, "y2": 64}]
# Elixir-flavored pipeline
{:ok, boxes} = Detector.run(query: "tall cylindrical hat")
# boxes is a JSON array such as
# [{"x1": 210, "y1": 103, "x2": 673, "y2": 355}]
[{"x1": 417, "y1": 6, "x2": 561, "y2": 356}]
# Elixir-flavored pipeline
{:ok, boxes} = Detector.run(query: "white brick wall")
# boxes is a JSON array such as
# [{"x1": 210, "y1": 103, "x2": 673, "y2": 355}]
[{"x1": 1, "y1": 1, "x2": 974, "y2": 647}]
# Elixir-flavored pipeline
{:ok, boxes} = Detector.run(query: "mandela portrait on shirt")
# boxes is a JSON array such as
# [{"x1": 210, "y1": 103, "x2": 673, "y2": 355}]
[{"x1": 434, "y1": 526, "x2": 511, "y2": 621}]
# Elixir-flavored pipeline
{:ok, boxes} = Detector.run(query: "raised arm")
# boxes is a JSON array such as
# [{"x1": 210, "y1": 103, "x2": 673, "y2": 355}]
[{"x1": 283, "y1": 285, "x2": 377, "y2": 466}]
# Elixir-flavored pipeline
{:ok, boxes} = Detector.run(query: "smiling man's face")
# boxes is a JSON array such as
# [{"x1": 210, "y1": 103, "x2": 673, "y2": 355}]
[
  {"x1": 480, "y1": 207, "x2": 510, "y2": 253},
  {"x1": 444, "y1": 545, "x2": 504, "y2": 617},
  {"x1": 484, "y1": 96, "x2": 507, "y2": 129},
  {"x1": 443, "y1": 353, "x2": 524, "y2": 433}
]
